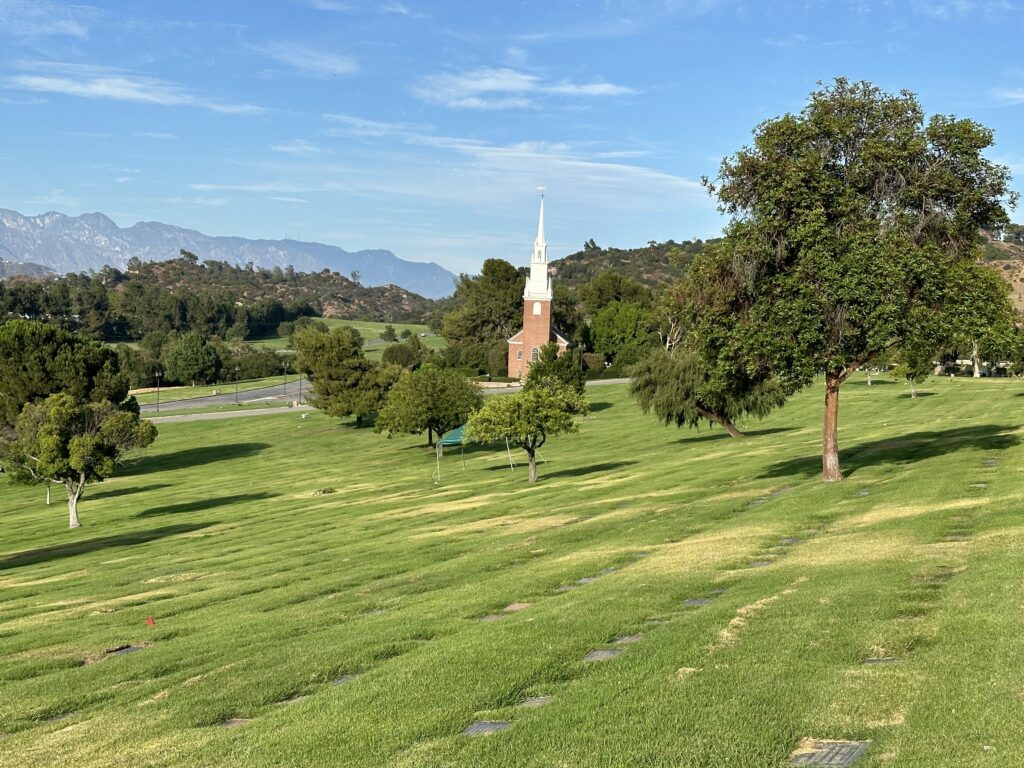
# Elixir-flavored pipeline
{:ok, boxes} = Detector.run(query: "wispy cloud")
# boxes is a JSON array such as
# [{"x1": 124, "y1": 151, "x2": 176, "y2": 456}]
[
  {"x1": 764, "y1": 33, "x2": 809, "y2": 48},
  {"x1": 413, "y1": 67, "x2": 636, "y2": 110},
  {"x1": 135, "y1": 131, "x2": 176, "y2": 140},
  {"x1": 322, "y1": 114, "x2": 428, "y2": 137},
  {"x1": 6, "y1": 62, "x2": 262, "y2": 114},
  {"x1": 0, "y1": 0, "x2": 99, "y2": 39},
  {"x1": 257, "y1": 41, "x2": 358, "y2": 77},
  {"x1": 300, "y1": 0, "x2": 353, "y2": 11},
  {"x1": 28, "y1": 188, "x2": 81, "y2": 208},
  {"x1": 993, "y1": 87, "x2": 1024, "y2": 104},
  {"x1": 270, "y1": 196, "x2": 309, "y2": 204},
  {"x1": 913, "y1": 0, "x2": 1014, "y2": 18},
  {"x1": 271, "y1": 139, "x2": 324, "y2": 155}
]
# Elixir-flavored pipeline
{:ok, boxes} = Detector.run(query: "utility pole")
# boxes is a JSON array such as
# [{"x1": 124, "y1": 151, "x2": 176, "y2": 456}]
[{"x1": 155, "y1": 370, "x2": 162, "y2": 413}]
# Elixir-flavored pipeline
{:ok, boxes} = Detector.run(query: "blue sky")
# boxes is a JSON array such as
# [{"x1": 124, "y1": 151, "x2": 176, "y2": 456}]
[{"x1": 0, "y1": 0, "x2": 1022, "y2": 274}]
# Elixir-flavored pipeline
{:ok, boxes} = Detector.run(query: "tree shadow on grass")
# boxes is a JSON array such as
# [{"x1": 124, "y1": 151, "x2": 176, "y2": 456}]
[
  {"x1": 0, "y1": 522, "x2": 218, "y2": 571},
  {"x1": 760, "y1": 424, "x2": 1020, "y2": 480},
  {"x1": 89, "y1": 483, "x2": 173, "y2": 501},
  {"x1": 587, "y1": 402, "x2": 614, "y2": 412},
  {"x1": 121, "y1": 443, "x2": 271, "y2": 476},
  {"x1": 675, "y1": 427, "x2": 797, "y2": 446},
  {"x1": 520, "y1": 460, "x2": 639, "y2": 479},
  {"x1": 897, "y1": 392, "x2": 938, "y2": 399},
  {"x1": 135, "y1": 492, "x2": 277, "y2": 518}
]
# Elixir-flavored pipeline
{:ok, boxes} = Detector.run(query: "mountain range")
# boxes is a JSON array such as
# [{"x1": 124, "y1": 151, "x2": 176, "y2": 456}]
[{"x1": 0, "y1": 208, "x2": 457, "y2": 299}]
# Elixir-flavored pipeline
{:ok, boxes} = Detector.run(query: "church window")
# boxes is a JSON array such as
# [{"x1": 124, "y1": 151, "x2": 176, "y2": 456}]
[
  {"x1": 516, "y1": 350, "x2": 523, "y2": 360},
  {"x1": 532, "y1": 301, "x2": 541, "y2": 316},
  {"x1": 531, "y1": 347, "x2": 540, "y2": 362}
]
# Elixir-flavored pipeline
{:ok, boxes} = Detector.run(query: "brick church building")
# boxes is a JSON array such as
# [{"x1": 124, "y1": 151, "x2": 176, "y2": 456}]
[{"x1": 507, "y1": 191, "x2": 570, "y2": 380}]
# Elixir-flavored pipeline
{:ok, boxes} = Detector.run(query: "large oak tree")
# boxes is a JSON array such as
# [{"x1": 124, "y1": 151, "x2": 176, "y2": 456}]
[{"x1": 704, "y1": 78, "x2": 1016, "y2": 481}]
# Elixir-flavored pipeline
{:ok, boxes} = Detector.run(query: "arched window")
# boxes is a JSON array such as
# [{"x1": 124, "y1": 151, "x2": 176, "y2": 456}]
[
  {"x1": 531, "y1": 347, "x2": 540, "y2": 362},
  {"x1": 532, "y1": 301, "x2": 542, "y2": 316},
  {"x1": 516, "y1": 350, "x2": 523, "y2": 360}
]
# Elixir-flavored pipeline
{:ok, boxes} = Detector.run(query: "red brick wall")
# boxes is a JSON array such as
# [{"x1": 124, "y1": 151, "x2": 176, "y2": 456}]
[{"x1": 508, "y1": 299, "x2": 553, "y2": 380}]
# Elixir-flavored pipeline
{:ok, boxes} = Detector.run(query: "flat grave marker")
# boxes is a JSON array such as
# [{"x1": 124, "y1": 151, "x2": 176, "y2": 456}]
[
  {"x1": 684, "y1": 598, "x2": 712, "y2": 607},
  {"x1": 219, "y1": 718, "x2": 251, "y2": 729},
  {"x1": 503, "y1": 602, "x2": 530, "y2": 612},
  {"x1": 517, "y1": 696, "x2": 552, "y2": 708},
  {"x1": 613, "y1": 634, "x2": 643, "y2": 645},
  {"x1": 583, "y1": 649, "x2": 623, "y2": 662},
  {"x1": 788, "y1": 739, "x2": 868, "y2": 766},
  {"x1": 463, "y1": 721, "x2": 511, "y2": 736}
]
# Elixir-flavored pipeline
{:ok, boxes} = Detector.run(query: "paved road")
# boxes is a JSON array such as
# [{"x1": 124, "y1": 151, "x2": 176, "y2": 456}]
[
  {"x1": 149, "y1": 405, "x2": 315, "y2": 424},
  {"x1": 140, "y1": 376, "x2": 309, "y2": 414}
]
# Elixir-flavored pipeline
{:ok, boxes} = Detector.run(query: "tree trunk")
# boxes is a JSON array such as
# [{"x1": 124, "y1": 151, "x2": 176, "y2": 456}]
[
  {"x1": 972, "y1": 339, "x2": 981, "y2": 378},
  {"x1": 866, "y1": 371, "x2": 872, "y2": 386},
  {"x1": 822, "y1": 376, "x2": 843, "y2": 482},
  {"x1": 910, "y1": 377, "x2": 917, "y2": 399},
  {"x1": 355, "y1": 414, "x2": 363, "y2": 428},
  {"x1": 65, "y1": 475, "x2": 85, "y2": 529},
  {"x1": 697, "y1": 408, "x2": 745, "y2": 438},
  {"x1": 527, "y1": 448, "x2": 538, "y2": 483},
  {"x1": 436, "y1": 440, "x2": 444, "y2": 460},
  {"x1": 427, "y1": 427, "x2": 434, "y2": 447},
  {"x1": 46, "y1": 484, "x2": 51, "y2": 505}
]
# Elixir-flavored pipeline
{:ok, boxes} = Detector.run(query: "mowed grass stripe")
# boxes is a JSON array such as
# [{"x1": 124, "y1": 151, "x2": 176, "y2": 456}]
[{"x1": 1, "y1": 376, "x2": 1024, "y2": 766}]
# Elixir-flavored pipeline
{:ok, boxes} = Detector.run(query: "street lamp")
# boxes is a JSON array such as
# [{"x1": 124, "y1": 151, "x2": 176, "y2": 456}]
[
  {"x1": 282, "y1": 361, "x2": 289, "y2": 397},
  {"x1": 298, "y1": 371, "x2": 303, "y2": 404},
  {"x1": 154, "y1": 370, "x2": 162, "y2": 413},
  {"x1": 234, "y1": 365, "x2": 240, "y2": 405}
]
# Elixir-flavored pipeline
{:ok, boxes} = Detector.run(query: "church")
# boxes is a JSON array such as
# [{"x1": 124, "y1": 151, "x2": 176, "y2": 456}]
[{"x1": 507, "y1": 191, "x2": 571, "y2": 380}]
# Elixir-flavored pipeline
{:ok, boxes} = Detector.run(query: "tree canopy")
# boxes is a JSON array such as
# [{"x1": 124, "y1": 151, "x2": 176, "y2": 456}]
[
  {"x1": 0, "y1": 319, "x2": 130, "y2": 430},
  {"x1": 1, "y1": 393, "x2": 156, "y2": 528},
  {"x1": 293, "y1": 325, "x2": 399, "y2": 426},
  {"x1": 375, "y1": 365, "x2": 482, "y2": 453},
  {"x1": 701, "y1": 78, "x2": 1016, "y2": 481},
  {"x1": 464, "y1": 378, "x2": 589, "y2": 483}
]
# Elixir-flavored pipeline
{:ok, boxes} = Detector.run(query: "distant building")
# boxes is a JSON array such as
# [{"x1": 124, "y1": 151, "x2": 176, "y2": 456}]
[{"x1": 507, "y1": 191, "x2": 570, "y2": 380}]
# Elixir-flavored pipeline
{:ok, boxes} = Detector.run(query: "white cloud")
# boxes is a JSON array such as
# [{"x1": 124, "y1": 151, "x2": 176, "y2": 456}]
[
  {"x1": 764, "y1": 33, "x2": 809, "y2": 48},
  {"x1": 993, "y1": 87, "x2": 1024, "y2": 104},
  {"x1": 413, "y1": 67, "x2": 636, "y2": 110},
  {"x1": 258, "y1": 41, "x2": 357, "y2": 77},
  {"x1": 113, "y1": 176, "x2": 134, "y2": 184},
  {"x1": 271, "y1": 139, "x2": 324, "y2": 155},
  {"x1": 0, "y1": 0, "x2": 99, "y2": 39},
  {"x1": 135, "y1": 131, "x2": 176, "y2": 140},
  {"x1": 301, "y1": 0, "x2": 353, "y2": 11},
  {"x1": 322, "y1": 114, "x2": 428, "y2": 137},
  {"x1": 913, "y1": 0, "x2": 1013, "y2": 18},
  {"x1": 270, "y1": 196, "x2": 309, "y2": 204},
  {"x1": 6, "y1": 62, "x2": 262, "y2": 114}
]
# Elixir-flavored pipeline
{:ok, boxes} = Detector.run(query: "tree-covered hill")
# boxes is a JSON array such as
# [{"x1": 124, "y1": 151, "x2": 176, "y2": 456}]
[{"x1": 550, "y1": 238, "x2": 715, "y2": 290}]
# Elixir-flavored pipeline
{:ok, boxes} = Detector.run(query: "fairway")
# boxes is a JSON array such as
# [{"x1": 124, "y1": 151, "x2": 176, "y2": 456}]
[{"x1": 2, "y1": 378, "x2": 1024, "y2": 767}]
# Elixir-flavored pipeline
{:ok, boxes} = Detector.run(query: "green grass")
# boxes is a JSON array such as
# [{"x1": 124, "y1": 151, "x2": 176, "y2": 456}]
[
  {"x1": 250, "y1": 318, "x2": 447, "y2": 361},
  {"x1": 132, "y1": 377, "x2": 288, "y2": 406},
  {"x1": 2, "y1": 376, "x2": 1024, "y2": 766}
]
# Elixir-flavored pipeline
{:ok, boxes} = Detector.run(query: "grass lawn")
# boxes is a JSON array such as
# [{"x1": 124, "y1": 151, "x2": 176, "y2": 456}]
[
  {"x1": 2, "y1": 376, "x2": 1024, "y2": 766},
  {"x1": 132, "y1": 377, "x2": 288, "y2": 406},
  {"x1": 250, "y1": 318, "x2": 447, "y2": 361}
]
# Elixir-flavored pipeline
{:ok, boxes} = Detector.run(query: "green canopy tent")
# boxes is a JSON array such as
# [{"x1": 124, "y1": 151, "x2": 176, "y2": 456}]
[{"x1": 433, "y1": 424, "x2": 516, "y2": 482}]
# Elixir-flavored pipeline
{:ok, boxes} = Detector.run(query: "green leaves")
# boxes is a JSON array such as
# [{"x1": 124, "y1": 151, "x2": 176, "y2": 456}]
[
  {"x1": 464, "y1": 379, "x2": 589, "y2": 453},
  {"x1": 376, "y1": 365, "x2": 483, "y2": 439}
]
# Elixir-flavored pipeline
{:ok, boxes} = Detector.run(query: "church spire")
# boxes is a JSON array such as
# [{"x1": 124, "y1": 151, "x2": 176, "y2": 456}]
[{"x1": 525, "y1": 187, "x2": 552, "y2": 300}]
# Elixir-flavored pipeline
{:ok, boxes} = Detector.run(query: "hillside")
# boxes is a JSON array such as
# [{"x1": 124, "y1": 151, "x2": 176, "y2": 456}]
[
  {"x1": 0, "y1": 258, "x2": 52, "y2": 279},
  {"x1": 551, "y1": 238, "x2": 712, "y2": 290},
  {"x1": 0, "y1": 208, "x2": 456, "y2": 299},
  {"x1": 136, "y1": 256, "x2": 434, "y2": 322}
]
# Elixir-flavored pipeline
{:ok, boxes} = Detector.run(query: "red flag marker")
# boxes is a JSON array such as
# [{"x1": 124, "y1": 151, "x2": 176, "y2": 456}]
[{"x1": 146, "y1": 616, "x2": 155, "y2": 626}]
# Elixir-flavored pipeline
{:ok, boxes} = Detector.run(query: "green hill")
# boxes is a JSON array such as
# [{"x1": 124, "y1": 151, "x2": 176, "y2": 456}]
[{"x1": 3, "y1": 377, "x2": 1024, "y2": 765}]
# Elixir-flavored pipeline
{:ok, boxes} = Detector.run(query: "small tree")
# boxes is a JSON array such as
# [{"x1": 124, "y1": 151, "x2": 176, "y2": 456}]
[
  {"x1": 465, "y1": 378, "x2": 589, "y2": 483},
  {"x1": 164, "y1": 331, "x2": 220, "y2": 386},
  {"x1": 400, "y1": 328, "x2": 413, "y2": 340},
  {"x1": 1, "y1": 394, "x2": 157, "y2": 528},
  {"x1": 294, "y1": 325, "x2": 395, "y2": 427},
  {"x1": 630, "y1": 348, "x2": 785, "y2": 438},
  {"x1": 376, "y1": 366, "x2": 482, "y2": 456},
  {"x1": 891, "y1": 345, "x2": 935, "y2": 398},
  {"x1": 380, "y1": 324, "x2": 398, "y2": 343},
  {"x1": 525, "y1": 343, "x2": 585, "y2": 396}
]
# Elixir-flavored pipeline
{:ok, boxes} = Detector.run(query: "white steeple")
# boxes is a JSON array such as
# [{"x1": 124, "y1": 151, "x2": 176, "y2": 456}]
[{"x1": 524, "y1": 187, "x2": 552, "y2": 300}]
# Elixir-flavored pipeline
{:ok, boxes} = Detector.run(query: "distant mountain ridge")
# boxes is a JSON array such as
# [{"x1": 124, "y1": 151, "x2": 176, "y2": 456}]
[{"x1": 0, "y1": 208, "x2": 456, "y2": 299}]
